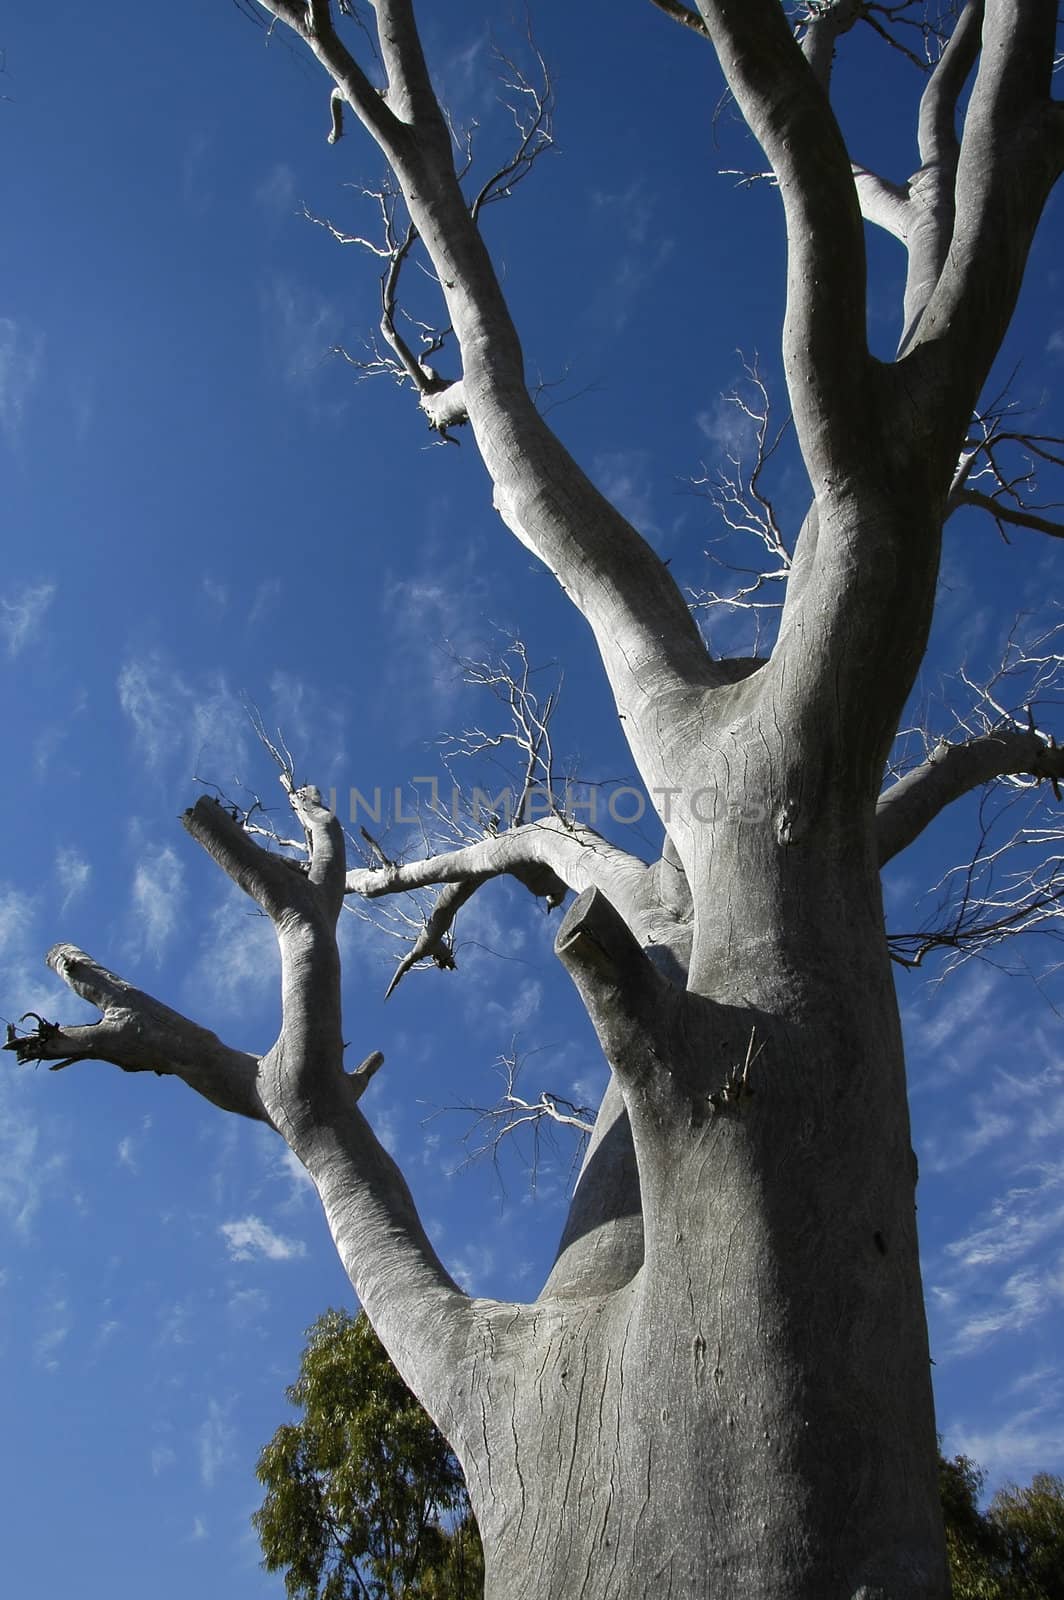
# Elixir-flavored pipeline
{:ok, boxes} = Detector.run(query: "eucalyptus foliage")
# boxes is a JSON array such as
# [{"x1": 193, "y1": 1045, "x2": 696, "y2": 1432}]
[{"x1": 254, "y1": 1310, "x2": 483, "y2": 1600}]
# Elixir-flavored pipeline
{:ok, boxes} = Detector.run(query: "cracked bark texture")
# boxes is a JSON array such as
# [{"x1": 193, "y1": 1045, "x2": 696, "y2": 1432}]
[{"x1": 9, "y1": 3, "x2": 1064, "y2": 1597}]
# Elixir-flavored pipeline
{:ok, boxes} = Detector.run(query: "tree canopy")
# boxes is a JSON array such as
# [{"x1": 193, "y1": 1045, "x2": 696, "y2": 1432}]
[
  {"x1": 254, "y1": 1308, "x2": 483, "y2": 1600},
  {"x1": 941, "y1": 1453, "x2": 1064, "y2": 1599}
]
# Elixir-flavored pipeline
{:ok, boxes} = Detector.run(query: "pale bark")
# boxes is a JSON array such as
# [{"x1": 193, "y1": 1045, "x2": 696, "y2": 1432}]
[
  {"x1": 9, "y1": 4, "x2": 1064, "y2": 1597},
  {"x1": 877, "y1": 726, "x2": 1064, "y2": 865}
]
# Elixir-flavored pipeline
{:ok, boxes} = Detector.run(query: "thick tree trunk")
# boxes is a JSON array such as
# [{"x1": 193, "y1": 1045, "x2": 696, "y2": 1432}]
[
  {"x1": 459, "y1": 1092, "x2": 943, "y2": 1596},
  {"x1": 446, "y1": 829, "x2": 946, "y2": 1600}
]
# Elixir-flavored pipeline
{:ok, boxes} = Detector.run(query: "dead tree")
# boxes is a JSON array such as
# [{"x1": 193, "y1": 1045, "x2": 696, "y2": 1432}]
[{"x1": 8, "y1": 4, "x2": 1064, "y2": 1597}]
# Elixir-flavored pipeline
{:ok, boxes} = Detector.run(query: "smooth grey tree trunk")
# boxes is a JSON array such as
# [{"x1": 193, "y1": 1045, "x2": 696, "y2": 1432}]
[{"x1": 450, "y1": 796, "x2": 943, "y2": 1599}]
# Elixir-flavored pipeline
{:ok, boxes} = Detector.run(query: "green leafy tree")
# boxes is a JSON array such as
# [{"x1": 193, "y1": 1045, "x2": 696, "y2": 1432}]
[
  {"x1": 990, "y1": 1474, "x2": 1064, "y2": 1600},
  {"x1": 940, "y1": 1452, "x2": 1017, "y2": 1600},
  {"x1": 940, "y1": 1454, "x2": 1064, "y2": 1600},
  {"x1": 253, "y1": 1309, "x2": 483, "y2": 1600}
]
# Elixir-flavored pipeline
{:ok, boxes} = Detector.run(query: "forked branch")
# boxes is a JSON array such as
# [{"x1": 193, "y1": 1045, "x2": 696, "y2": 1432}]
[
  {"x1": 255, "y1": 0, "x2": 724, "y2": 802},
  {"x1": 9, "y1": 761, "x2": 477, "y2": 1396}
]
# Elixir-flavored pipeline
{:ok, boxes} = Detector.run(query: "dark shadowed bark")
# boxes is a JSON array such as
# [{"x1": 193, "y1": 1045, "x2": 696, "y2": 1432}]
[{"x1": 8, "y1": 3, "x2": 1064, "y2": 1597}]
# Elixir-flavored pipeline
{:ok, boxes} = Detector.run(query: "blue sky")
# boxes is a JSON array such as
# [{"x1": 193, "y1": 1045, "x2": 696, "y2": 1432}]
[{"x1": 2, "y1": 3, "x2": 1063, "y2": 1594}]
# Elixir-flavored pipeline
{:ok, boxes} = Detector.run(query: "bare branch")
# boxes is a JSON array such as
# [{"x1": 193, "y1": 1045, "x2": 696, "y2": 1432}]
[
  {"x1": 794, "y1": 0, "x2": 864, "y2": 92},
  {"x1": 834, "y1": 6, "x2": 982, "y2": 355},
  {"x1": 888, "y1": 806, "x2": 1064, "y2": 973},
  {"x1": 258, "y1": 0, "x2": 723, "y2": 805},
  {"x1": 367, "y1": 0, "x2": 452, "y2": 143},
  {"x1": 880, "y1": 618, "x2": 1064, "y2": 974},
  {"x1": 3, "y1": 945, "x2": 268, "y2": 1122},
  {"x1": 907, "y1": 0, "x2": 1062, "y2": 445},
  {"x1": 859, "y1": 3, "x2": 958, "y2": 72},
  {"x1": 646, "y1": 0, "x2": 710, "y2": 37},
  {"x1": 346, "y1": 817, "x2": 646, "y2": 929},
  {"x1": 688, "y1": 354, "x2": 794, "y2": 651},
  {"x1": 302, "y1": 180, "x2": 463, "y2": 432},
  {"x1": 438, "y1": 640, "x2": 563, "y2": 827},
  {"x1": 692, "y1": 1, "x2": 875, "y2": 493},
  {"x1": 950, "y1": 488, "x2": 1064, "y2": 540},
  {"x1": 947, "y1": 391, "x2": 1064, "y2": 541},
  {"x1": 12, "y1": 762, "x2": 475, "y2": 1399},
  {"x1": 877, "y1": 723, "x2": 1064, "y2": 864},
  {"x1": 380, "y1": 879, "x2": 477, "y2": 999},
  {"x1": 256, "y1": 0, "x2": 408, "y2": 157},
  {"x1": 916, "y1": 0, "x2": 982, "y2": 167},
  {"x1": 436, "y1": 1046, "x2": 595, "y2": 1194},
  {"x1": 468, "y1": 40, "x2": 554, "y2": 223},
  {"x1": 852, "y1": 165, "x2": 912, "y2": 239}
]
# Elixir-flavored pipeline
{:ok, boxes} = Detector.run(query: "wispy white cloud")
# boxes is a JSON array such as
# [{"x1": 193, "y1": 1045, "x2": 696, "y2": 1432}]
[
  {"x1": 946, "y1": 1173, "x2": 1064, "y2": 1273},
  {"x1": 0, "y1": 883, "x2": 73, "y2": 1023},
  {"x1": 92, "y1": 1319, "x2": 121, "y2": 1356},
  {"x1": 482, "y1": 976, "x2": 543, "y2": 1034},
  {"x1": 117, "y1": 656, "x2": 175, "y2": 770},
  {"x1": 268, "y1": 1142, "x2": 316, "y2": 1206},
  {"x1": 367, "y1": 1100, "x2": 401, "y2": 1157},
  {"x1": 33, "y1": 689, "x2": 89, "y2": 779},
  {"x1": 0, "y1": 890, "x2": 71, "y2": 1237},
  {"x1": 0, "y1": 1085, "x2": 60, "y2": 1236},
  {"x1": 69, "y1": 372, "x2": 96, "y2": 444},
  {"x1": 0, "y1": 580, "x2": 55, "y2": 657},
  {"x1": 219, "y1": 1215, "x2": 306, "y2": 1262},
  {"x1": 151, "y1": 1444, "x2": 177, "y2": 1476},
  {"x1": 592, "y1": 178, "x2": 655, "y2": 246},
  {"x1": 226, "y1": 1286, "x2": 269, "y2": 1329},
  {"x1": 130, "y1": 843, "x2": 184, "y2": 960},
  {"x1": 902, "y1": 960, "x2": 1017, "y2": 1113},
  {"x1": 927, "y1": 1162, "x2": 1064, "y2": 1358},
  {"x1": 35, "y1": 1284, "x2": 71, "y2": 1371},
  {"x1": 925, "y1": 974, "x2": 998, "y2": 1055},
  {"x1": 696, "y1": 391, "x2": 762, "y2": 459},
  {"x1": 382, "y1": 539, "x2": 493, "y2": 715},
  {"x1": 180, "y1": 126, "x2": 215, "y2": 214},
  {"x1": 117, "y1": 1135, "x2": 138, "y2": 1173},
  {"x1": 448, "y1": 1240, "x2": 496, "y2": 1294},
  {"x1": 254, "y1": 162, "x2": 297, "y2": 220},
  {"x1": 946, "y1": 1406, "x2": 1064, "y2": 1490},
  {"x1": 198, "y1": 1397, "x2": 235, "y2": 1488},
  {"x1": 262, "y1": 275, "x2": 345, "y2": 391},
  {"x1": 117, "y1": 653, "x2": 252, "y2": 777},
  {"x1": 592, "y1": 452, "x2": 661, "y2": 545},
  {"x1": 0, "y1": 317, "x2": 45, "y2": 440},
  {"x1": 950, "y1": 1264, "x2": 1061, "y2": 1355},
  {"x1": 248, "y1": 578, "x2": 281, "y2": 628},
  {"x1": 922, "y1": 1095, "x2": 1016, "y2": 1175},
  {"x1": 55, "y1": 846, "x2": 91, "y2": 912},
  {"x1": 201, "y1": 575, "x2": 228, "y2": 617},
  {"x1": 433, "y1": 32, "x2": 491, "y2": 117},
  {"x1": 156, "y1": 1297, "x2": 194, "y2": 1347},
  {"x1": 588, "y1": 181, "x2": 674, "y2": 330},
  {"x1": 262, "y1": 669, "x2": 348, "y2": 782},
  {"x1": 189, "y1": 889, "x2": 279, "y2": 1018}
]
